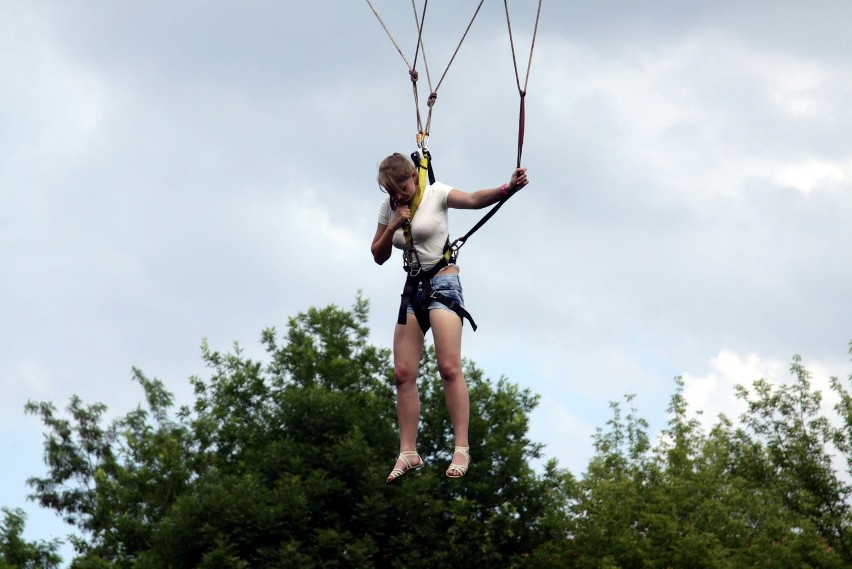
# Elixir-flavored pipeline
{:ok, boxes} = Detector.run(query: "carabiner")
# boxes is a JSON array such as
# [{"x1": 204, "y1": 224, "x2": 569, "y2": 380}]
[{"x1": 416, "y1": 131, "x2": 429, "y2": 151}]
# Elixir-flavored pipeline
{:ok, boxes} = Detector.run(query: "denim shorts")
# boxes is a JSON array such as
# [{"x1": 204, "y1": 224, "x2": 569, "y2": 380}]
[{"x1": 406, "y1": 273, "x2": 466, "y2": 314}]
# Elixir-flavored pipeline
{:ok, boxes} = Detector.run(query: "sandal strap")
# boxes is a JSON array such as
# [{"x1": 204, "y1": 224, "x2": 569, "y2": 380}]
[
  {"x1": 387, "y1": 451, "x2": 423, "y2": 482},
  {"x1": 446, "y1": 446, "x2": 471, "y2": 477},
  {"x1": 398, "y1": 450, "x2": 420, "y2": 467},
  {"x1": 453, "y1": 446, "x2": 470, "y2": 459}
]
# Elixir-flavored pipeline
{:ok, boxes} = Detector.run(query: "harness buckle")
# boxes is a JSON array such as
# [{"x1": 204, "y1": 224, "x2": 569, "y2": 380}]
[
  {"x1": 449, "y1": 238, "x2": 464, "y2": 262},
  {"x1": 404, "y1": 249, "x2": 422, "y2": 277}
]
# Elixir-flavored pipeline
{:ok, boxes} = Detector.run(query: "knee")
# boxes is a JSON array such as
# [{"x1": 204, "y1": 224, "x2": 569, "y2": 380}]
[
  {"x1": 438, "y1": 360, "x2": 463, "y2": 383},
  {"x1": 394, "y1": 365, "x2": 418, "y2": 387}
]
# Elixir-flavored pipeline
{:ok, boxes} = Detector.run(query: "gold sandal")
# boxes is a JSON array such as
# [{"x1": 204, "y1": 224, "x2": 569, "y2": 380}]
[
  {"x1": 386, "y1": 450, "x2": 423, "y2": 484},
  {"x1": 446, "y1": 446, "x2": 470, "y2": 478}
]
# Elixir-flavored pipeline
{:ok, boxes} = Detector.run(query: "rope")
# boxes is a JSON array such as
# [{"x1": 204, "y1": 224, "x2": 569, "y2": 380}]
[
  {"x1": 411, "y1": 0, "x2": 433, "y2": 91},
  {"x1": 423, "y1": 0, "x2": 485, "y2": 139},
  {"x1": 364, "y1": 0, "x2": 413, "y2": 70},
  {"x1": 434, "y1": 0, "x2": 485, "y2": 95},
  {"x1": 365, "y1": 1, "x2": 544, "y2": 257},
  {"x1": 410, "y1": 1, "x2": 431, "y2": 138},
  {"x1": 365, "y1": 0, "x2": 486, "y2": 140},
  {"x1": 451, "y1": 0, "x2": 543, "y2": 252},
  {"x1": 503, "y1": 0, "x2": 543, "y2": 167},
  {"x1": 504, "y1": 0, "x2": 542, "y2": 94}
]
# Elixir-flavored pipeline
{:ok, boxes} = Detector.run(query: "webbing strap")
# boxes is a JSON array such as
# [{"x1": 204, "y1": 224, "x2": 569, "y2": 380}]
[
  {"x1": 397, "y1": 273, "x2": 477, "y2": 333},
  {"x1": 401, "y1": 150, "x2": 434, "y2": 273},
  {"x1": 416, "y1": 150, "x2": 431, "y2": 194},
  {"x1": 430, "y1": 292, "x2": 477, "y2": 331},
  {"x1": 516, "y1": 91, "x2": 526, "y2": 168},
  {"x1": 452, "y1": 191, "x2": 514, "y2": 251},
  {"x1": 397, "y1": 276, "x2": 419, "y2": 325}
]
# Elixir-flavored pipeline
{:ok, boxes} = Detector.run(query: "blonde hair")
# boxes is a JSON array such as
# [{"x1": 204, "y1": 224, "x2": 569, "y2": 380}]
[{"x1": 377, "y1": 153, "x2": 415, "y2": 193}]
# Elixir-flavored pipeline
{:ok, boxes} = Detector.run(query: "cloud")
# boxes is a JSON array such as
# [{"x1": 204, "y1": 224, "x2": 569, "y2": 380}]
[
  {"x1": 682, "y1": 349, "x2": 850, "y2": 432},
  {"x1": 2, "y1": 3, "x2": 852, "y2": 559},
  {"x1": 530, "y1": 397, "x2": 597, "y2": 474},
  {"x1": 773, "y1": 159, "x2": 851, "y2": 194},
  {"x1": 682, "y1": 350, "x2": 785, "y2": 427}
]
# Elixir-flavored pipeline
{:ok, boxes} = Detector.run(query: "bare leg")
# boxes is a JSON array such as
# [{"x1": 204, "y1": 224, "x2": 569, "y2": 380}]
[
  {"x1": 430, "y1": 309, "x2": 470, "y2": 472},
  {"x1": 388, "y1": 314, "x2": 425, "y2": 480}
]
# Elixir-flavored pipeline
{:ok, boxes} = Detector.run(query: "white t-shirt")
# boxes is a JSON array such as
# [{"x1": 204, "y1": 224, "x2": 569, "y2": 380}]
[{"x1": 377, "y1": 181, "x2": 453, "y2": 270}]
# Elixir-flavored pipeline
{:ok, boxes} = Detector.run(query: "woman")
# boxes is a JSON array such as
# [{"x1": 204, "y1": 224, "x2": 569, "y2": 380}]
[{"x1": 371, "y1": 152, "x2": 529, "y2": 483}]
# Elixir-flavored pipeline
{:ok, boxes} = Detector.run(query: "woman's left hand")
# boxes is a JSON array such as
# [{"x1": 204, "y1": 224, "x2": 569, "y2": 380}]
[{"x1": 510, "y1": 167, "x2": 529, "y2": 191}]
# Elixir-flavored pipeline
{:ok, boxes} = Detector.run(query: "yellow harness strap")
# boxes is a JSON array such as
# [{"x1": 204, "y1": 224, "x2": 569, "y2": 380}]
[
  {"x1": 411, "y1": 152, "x2": 428, "y2": 219},
  {"x1": 402, "y1": 152, "x2": 428, "y2": 260},
  {"x1": 403, "y1": 150, "x2": 454, "y2": 271}
]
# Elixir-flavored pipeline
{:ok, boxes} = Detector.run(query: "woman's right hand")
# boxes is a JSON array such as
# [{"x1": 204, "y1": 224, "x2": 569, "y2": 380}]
[{"x1": 389, "y1": 205, "x2": 411, "y2": 230}]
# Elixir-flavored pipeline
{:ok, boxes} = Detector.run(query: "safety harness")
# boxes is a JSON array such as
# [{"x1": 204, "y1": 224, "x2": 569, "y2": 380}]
[
  {"x1": 370, "y1": 2, "x2": 542, "y2": 333},
  {"x1": 396, "y1": 149, "x2": 477, "y2": 333}
]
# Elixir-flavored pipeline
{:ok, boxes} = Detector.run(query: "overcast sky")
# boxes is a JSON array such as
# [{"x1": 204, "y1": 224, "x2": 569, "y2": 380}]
[{"x1": 2, "y1": 1, "x2": 851, "y2": 562}]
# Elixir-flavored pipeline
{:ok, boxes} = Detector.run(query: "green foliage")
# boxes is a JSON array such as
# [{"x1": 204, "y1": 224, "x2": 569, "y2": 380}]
[
  {"x1": 24, "y1": 294, "x2": 563, "y2": 567},
  {"x1": 25, "y1": 368, "x2": 193, "y2": 567},
  {"x1": 563, "y1": 348, "x2": 852, "y2": 569},
  {"x1": 734, "y1": 353, "x2": 852, "y2": 565},
  {"x1": 0, "y1": 507, "x2": 62, "y2": 569},
  {"x1": 17, "y1": 294, "x2": 852, "y2": 568}
]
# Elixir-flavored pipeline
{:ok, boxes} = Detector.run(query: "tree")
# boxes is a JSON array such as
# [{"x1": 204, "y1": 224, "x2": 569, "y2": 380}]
[
  {"x1": 25, "y1": 294, "x2": 566, "y2": 567},
  {"x1": 0, "y1": 507, "x2": 62, "y2": 569},
  {"x1": 25, "y1": 371, "x2": 193, "y2": 567},
  {"x1": 565, "y1": 365, "x2": 852, "y2": 568},
  {"x1": 23, "y1": 292, "x2": 852, "y2": 567},
  {"x1": 735, "y1": 351, "x2": 852, "y2": 566}
]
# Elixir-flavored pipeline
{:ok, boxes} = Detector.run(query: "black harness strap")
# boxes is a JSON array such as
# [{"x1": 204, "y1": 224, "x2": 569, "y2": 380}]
[
  {"x1": 397, "y1": 149, "x2": 477, "y2": 333},
  {"x1": 396, "y1": 250, "x2": 477, "y2": 333},
  {"x1": 427, "y1": 286, "x2": 477, "y2": 332},
  {"x1": 449, "y1": 188, "x2": 516, "y2": 258},
  {"x1": 411, "y1": 149, "x2": 436, "y2": 185}
]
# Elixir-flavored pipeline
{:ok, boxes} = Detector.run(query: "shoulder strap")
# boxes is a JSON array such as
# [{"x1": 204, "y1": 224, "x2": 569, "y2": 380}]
[
  {"x1": 404, "y1": 149, "x2": 431, "y2": 225},
  {"x1": 411, "y1": 149, "x2": 435, "y2": 197},
  {"x1": 401, "y1": 150, "x2": 435, "y2": 272}
]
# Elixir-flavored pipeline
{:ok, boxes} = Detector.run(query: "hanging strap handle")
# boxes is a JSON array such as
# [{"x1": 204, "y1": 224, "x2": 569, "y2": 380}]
[
  {"x1": 449, "y1": 0, "x2": 543, "y2": 257},
  {"x1": 505, "y1": 0, "x2": 542, "y2": 167}
]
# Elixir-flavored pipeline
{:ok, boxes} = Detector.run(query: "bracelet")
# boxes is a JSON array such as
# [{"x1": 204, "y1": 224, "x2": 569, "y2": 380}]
[{"x1": 501, "y1": 183, "x2": 510, "y2": 197}]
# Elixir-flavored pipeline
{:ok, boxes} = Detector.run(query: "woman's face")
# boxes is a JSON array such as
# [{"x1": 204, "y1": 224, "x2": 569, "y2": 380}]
[{"x1": 387, "y1": 170, "x2": 418, "y2": 207}]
